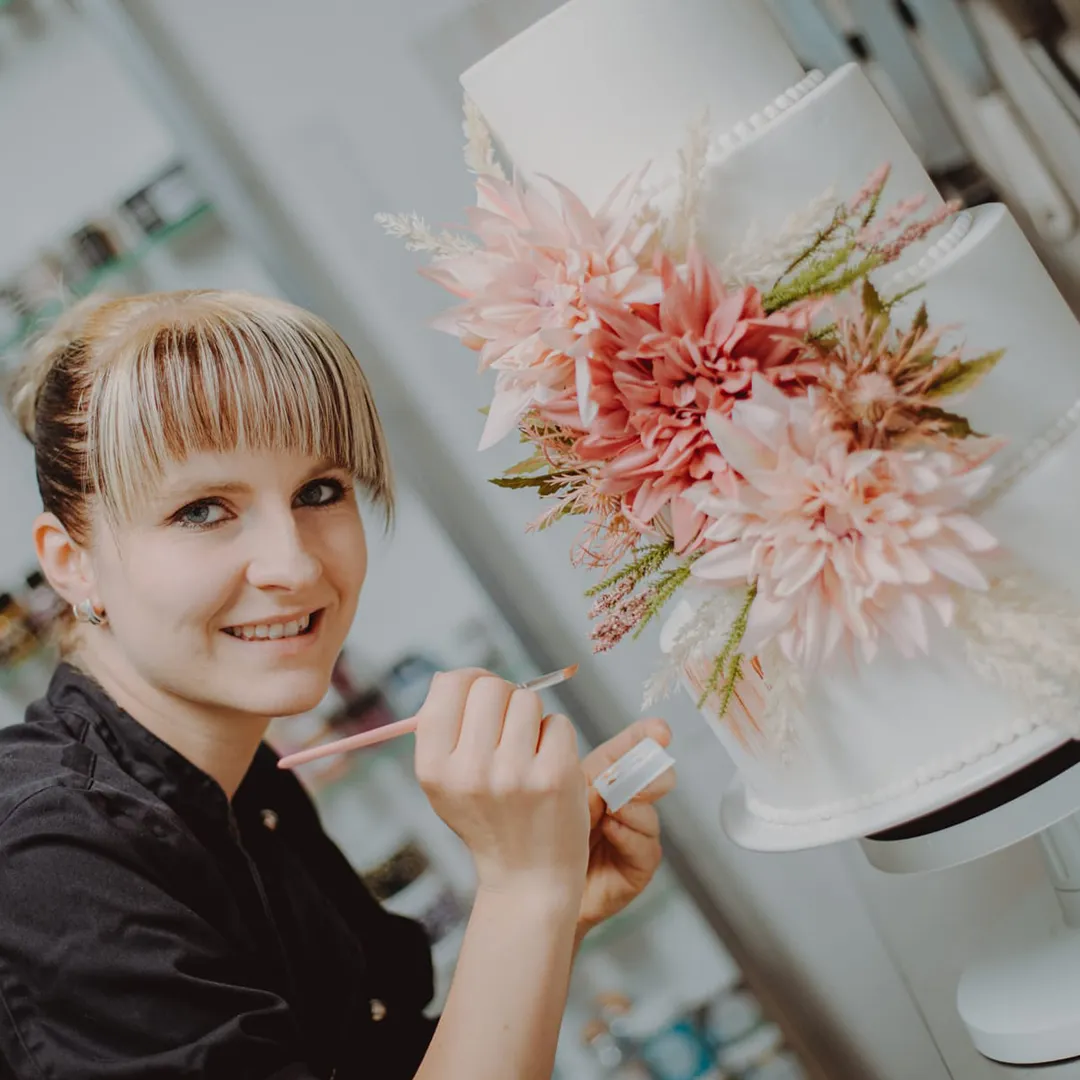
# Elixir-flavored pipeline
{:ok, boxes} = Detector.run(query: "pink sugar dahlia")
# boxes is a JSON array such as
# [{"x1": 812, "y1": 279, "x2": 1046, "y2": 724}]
[
  {"x1": 423, "y1": 173, "x2": 661, "y2": 449},
  {"x1": 690, "y1": 375, "x2": 998, "y2": 667},
  {"x1": 576, "y1": 249, "x2": 820, "y2": 552}
]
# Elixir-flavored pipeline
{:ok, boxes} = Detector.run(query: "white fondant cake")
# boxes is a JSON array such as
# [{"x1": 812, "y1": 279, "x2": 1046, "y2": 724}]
[{"x1": 461, "y1": 0, "x2": 1080, "y2": 847}]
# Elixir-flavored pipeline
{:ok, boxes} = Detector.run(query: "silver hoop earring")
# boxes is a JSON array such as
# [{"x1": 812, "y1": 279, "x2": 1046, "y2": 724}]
[{"x1": 73, "y1": 599, "x2": 107, "y2": 627}]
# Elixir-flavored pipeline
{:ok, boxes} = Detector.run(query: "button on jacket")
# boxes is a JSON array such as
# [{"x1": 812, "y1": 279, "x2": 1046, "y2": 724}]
[{"x1": 0, "y1": 664, "x2": 437, "y2": 1079}]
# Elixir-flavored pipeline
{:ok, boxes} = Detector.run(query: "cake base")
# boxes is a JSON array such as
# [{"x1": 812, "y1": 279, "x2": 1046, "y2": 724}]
[
  {"x1": 958, "y1": 888, "x2": 1080, "y2": 1065},
  {"x1": 861, "y1": 746, "x2": 1080, "y2": 873},
  {"x1": 720, "y1": 729, "x2": 1071, "y2": 852}
]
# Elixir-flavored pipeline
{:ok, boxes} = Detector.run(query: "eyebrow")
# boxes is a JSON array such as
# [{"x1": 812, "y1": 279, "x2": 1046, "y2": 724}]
[{"x1": 158, "y1": 460, "x2": 346, "y2": 505}]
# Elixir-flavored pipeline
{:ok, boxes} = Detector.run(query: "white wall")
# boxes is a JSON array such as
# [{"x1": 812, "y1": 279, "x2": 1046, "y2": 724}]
[{"x1": 111, "y1": 1, "x2": 972, "y2": 1075}]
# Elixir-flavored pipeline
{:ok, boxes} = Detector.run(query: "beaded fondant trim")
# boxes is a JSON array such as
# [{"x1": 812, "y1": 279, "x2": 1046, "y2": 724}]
[
  {"x1": 710, "y1": 70, "x2": 826, "y2": 157},
  {"x1": 884, "y1": 210, "x2": 975, "y2": 292},
  {"x1": 978, "y1": 396, "x2": 1080, "y2": 507},
  {"x1": 743, "y1": 711, "x2": 1057, "y2": 825}
]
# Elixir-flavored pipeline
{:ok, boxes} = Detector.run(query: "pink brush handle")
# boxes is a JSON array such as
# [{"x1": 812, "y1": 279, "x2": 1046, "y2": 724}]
[
  {"x1": 278, "y1": 715, "x2": 419, "y2": 768},
  {"x1": 277, "y1": 664, "x2": 578, "y2": 771}
]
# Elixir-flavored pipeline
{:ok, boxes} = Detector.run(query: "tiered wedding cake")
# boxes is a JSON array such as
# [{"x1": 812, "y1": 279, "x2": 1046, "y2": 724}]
[{"x1": 392, "y1": 0, "x2": 1080, "y2": 849}]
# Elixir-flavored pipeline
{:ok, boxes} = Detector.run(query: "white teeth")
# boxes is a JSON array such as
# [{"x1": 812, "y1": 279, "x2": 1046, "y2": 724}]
[{"x1": 227, "y1": 613, "x2": 315, "y2": 640}]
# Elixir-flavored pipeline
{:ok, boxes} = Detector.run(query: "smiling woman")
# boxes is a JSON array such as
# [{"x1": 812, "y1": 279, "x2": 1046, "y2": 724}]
[{"x1": 0, "y1": 289, "x2": 675, "y2": 1080}]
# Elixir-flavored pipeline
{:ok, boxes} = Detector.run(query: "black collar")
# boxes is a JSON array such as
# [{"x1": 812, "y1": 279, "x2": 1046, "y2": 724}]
[{"x1": 39, "y1": 662, "x2": 236, "y2": 838}]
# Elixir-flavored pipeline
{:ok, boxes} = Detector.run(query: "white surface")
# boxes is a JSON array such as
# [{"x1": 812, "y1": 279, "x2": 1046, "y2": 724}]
[
  {"x1": 696, "y1": 63, "x2": 945, "y2": 273},
  {"x1": 461, "y1": 0, "x2": 804, "y2": 211},
  {"x1": 958, "y1": 889, "x2": 1080, "y2": 1065}
]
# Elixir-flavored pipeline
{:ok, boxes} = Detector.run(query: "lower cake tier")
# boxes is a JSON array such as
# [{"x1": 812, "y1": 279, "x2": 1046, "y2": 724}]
[{"x1": 658, "y1": 204, "x2": 1080, "y2": 848}]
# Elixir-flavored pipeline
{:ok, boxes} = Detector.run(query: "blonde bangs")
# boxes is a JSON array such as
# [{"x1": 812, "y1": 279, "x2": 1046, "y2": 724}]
[{"x1": 86, "y1": 292, "x2": 393, "y2": 523}]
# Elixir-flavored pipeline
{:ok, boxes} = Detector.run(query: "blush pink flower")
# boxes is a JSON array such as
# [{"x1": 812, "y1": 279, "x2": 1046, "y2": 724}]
[
  {"x1": 574, "y1": 249, "x2": 820, "y2": 552},
  {"x1": 690, "y1": 375, "x2": 999, "y2": 667},
  {"x1": 423, "y1": 173, "x2": 661, "y2": 449}
]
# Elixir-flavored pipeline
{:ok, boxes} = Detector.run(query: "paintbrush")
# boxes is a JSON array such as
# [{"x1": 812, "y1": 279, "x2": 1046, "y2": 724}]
[{"x1": 277, "y1": 664, "x2": 579, "y2": 770}]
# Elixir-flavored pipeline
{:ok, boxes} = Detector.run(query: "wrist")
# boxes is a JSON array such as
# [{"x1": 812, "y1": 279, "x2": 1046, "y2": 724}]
[{"x1": 474, "y1": 877, "x2": 582, "y2": 926}]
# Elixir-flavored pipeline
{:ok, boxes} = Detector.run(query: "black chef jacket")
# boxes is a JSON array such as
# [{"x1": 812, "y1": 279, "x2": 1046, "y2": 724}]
[{"x1": 0, "y1": 663, "x2": 438, "y2": 1079}]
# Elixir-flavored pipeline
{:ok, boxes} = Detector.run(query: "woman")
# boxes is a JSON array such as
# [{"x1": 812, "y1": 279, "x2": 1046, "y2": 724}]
[{"x1": 0, "y1": 290, "x2": 675, "y2": 1080}]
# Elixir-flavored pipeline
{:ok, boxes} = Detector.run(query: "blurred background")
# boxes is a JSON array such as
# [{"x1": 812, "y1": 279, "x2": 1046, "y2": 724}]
[{"x1": 3, "y1": 1, "x2": 1080, "y2": 1077}]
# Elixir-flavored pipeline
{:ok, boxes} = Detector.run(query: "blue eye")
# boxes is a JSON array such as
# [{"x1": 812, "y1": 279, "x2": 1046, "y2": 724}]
[
  {"x1": 175, "y1": 501, "x2": 229, "y2": 529},
  {"x1": 296, "y1": 478, "x2": 346, "y2": 508}
]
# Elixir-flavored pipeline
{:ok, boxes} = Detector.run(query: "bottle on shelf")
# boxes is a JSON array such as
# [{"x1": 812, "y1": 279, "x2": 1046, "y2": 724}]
[
  {"x1": 19, "y1": 571, "x2": 68, "y2": 644},
  {"x1": 0, "y1": 594, "x2": 39, "y2": 669},
  {"x1": 605, "y1": 992, "x2": 724, "y2": 1080}
]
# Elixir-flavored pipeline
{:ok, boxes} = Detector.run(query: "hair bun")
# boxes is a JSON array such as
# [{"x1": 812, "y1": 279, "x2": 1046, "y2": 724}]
[{"x1": 4, "y1": 294, "x2": 116, "y2": 443}]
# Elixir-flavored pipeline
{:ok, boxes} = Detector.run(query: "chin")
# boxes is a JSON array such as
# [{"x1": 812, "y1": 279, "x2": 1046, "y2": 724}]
[{"x1": 228, "y1": 669, "x2": 333, "y2": 720}]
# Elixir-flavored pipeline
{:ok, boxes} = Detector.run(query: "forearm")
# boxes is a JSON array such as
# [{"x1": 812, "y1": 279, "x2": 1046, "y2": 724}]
[{"x1": 416, "y1": 885, "x2": 579, "y2": 1080}]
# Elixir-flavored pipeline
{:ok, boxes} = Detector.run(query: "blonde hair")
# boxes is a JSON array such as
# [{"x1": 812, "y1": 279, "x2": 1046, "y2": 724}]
[{"x1": 6, "y1": 289, "x2": 393, "y2": 544}]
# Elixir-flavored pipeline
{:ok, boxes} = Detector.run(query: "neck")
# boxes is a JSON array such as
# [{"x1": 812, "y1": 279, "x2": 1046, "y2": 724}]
[{"x1": 73, "y1": 641, "x2": 267, "y2": 800}]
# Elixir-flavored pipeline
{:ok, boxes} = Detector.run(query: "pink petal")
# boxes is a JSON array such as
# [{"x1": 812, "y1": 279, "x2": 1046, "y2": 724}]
[
  {"x1": 575, "y1": 354, "x2": 599, "y2": 427},
  {"x1": 691, "y1": 544, "x2": 756, "y2": 584},
  {"x1": 748, "y1": 371, "x2": 790, "y2": 412},
  {"x1": 922, "y1": 545, "x2": 989, "y2": 590},
  {"x1": 704, "y1": 412, "x2": 769, "y2": 478},
  {"x1": 743, "y1": 592, "x2": 797, "y2": 651},
  {"x1": 478, "y1": 380, "x2": 535, "y2": 450},
  {"x1": 942, "y1": 514, "x2": 997, "y2": 553}
]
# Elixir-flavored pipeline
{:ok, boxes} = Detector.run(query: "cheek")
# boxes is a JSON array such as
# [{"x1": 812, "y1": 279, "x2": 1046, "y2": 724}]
[
  {"x1": 322, "y1": 514, "x2": 368, "y2": 599},
  {"x1": 100, "y1": 536, "x2": 240, "y2": 629}
]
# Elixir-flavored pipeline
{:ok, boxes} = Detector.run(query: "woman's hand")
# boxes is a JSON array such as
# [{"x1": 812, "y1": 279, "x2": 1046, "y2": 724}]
[
  {"x1": 577, "y1": 718, "x2": 676, "y2": 940},
  {"x1": 414, "y1": 669, "x2": 591, "y2": 904}
]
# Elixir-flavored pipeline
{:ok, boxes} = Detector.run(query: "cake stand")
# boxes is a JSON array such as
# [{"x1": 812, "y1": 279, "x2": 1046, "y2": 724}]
[{"x1": 858, "y1": 742, "x2": 1080, "y2": 1066}]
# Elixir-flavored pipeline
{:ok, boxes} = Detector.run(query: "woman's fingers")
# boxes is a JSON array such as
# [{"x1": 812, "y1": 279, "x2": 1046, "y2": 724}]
[
  {"x1": 536, "y1": 713, "x2": 580, "y2": 768},
  {"x1": 496, "y1": 688, "x2": 545, "y2": 759},
  {"x1": 606, "y1": 799, "x2": 662, "y2": 839},
  {"x1": 455, "y1": 676, "x2": 515, "y2": 758},
  {"x1": 414, "y1": 668, "x2": 489, "y2": 773}
]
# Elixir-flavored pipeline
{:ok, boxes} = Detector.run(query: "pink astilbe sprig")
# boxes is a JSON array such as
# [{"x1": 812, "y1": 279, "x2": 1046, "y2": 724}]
[
  {"x1": 590, "y1": 589, "x2": 653, "y2": 652},
  {"x1": 570, "y1": 247, "x2": 821, "y2": 553},
  {"x1": 690, "y1": 374, "x2": 1000, "y2": 668},
  {"x1": 420, "y1": 171, "x2": 662, "y2": 449}
]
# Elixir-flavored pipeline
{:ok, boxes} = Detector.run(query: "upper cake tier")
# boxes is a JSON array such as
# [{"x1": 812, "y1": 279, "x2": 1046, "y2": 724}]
[
  {"x1": 463, "y1": 1, "x2": 947, "y2": 275},
  {"x1": 461, "y1": 0, "x2": 804, "y2": 211}
]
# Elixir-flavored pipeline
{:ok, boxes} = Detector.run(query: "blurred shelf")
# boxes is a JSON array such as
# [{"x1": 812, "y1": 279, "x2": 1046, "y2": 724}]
[{"x1": 0, "y1": 201, "x2": 215, "y2": 359}]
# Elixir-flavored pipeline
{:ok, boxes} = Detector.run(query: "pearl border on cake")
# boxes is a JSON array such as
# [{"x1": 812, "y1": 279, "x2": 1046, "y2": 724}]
[
  {"x1": 710, "y1": 70, "x2": 826, "y2": 158},
  {"x1": 743, "y1": 710, "x2": 1053, "y2": 825}
]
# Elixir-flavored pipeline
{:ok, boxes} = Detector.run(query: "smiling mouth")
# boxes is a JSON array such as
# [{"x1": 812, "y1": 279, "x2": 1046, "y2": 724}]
[{"x1": 222, "y1": 610, "x2": 323, "y2": 642}]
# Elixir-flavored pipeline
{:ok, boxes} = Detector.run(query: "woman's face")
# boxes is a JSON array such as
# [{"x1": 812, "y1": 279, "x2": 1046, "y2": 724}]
[{"x1": 86, "y1": 448, "x2": 367, "y2": 721}]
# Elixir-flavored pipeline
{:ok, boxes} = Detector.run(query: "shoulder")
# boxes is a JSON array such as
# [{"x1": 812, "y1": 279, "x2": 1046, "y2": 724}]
[{"x1": 0, "y1": 716, "x2": 165, "y2": 838}]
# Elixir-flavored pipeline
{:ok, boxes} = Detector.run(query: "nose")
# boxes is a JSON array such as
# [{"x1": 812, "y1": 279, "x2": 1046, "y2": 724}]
[{"x1": 245, "y1": 509, "x2": 322, "y2": 593}]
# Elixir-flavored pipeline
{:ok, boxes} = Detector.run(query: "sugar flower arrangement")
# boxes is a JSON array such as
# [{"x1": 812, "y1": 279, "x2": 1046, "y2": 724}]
[{"x1": 379, "y1": 100, "x2": 1074, "y2": 747}]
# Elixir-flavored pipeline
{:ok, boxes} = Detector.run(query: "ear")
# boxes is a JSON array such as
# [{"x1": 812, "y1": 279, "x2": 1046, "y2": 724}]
[{"x1": 34, "y1": 512, "x2": 96, "y2": 607}]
